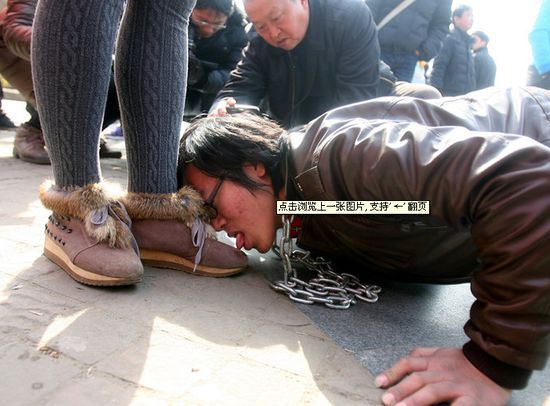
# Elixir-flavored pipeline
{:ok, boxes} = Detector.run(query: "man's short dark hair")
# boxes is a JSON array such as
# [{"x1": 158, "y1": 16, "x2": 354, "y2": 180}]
[
  {"x1": 195, "y1": 0, "x2": 235, "y2": 17},
  {"x1": 452, "y1": 4, "x2": 472, "y2": 19},
  {"x1": 178, "y1": 113, "x2": 285, "y2": 192},
  {"x1": 472, "y1": 30, "x2": 489, "y2": 44}
]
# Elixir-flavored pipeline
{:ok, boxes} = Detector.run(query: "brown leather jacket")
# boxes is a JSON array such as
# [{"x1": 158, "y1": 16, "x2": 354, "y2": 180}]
[
  {"x1": 0, "y1": 0, "x2": 36, "y2": 105},
  {"x1": 282, "y1": 87, "x2": 550, "y2": 389}
]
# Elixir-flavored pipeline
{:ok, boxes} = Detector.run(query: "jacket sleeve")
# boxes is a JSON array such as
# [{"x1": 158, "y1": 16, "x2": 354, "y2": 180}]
[
  {"x1": 313, "y1": 116, "x2": 550, "y2": 388},
  {"x1": 428, "y1": 33, "x2": 453, "y2": 90},
  {"x1": 332, "y1": 2, "x2": 379, "y2": 103},
  {"x1": 417, "y1": 0, "x2": 451, "y2": 61},
  {"x1": 364, "y1": 0, "x2": 382, "y2": 22},
  {"x1": 3, "y1": 0, "x2": 35, "y2": 61},
  {"x1": 210, "y1": 37, "x2": 267, "y2": 110},
  {"x1": 529, "y1": 0, "x2": 550, "y2": 75}
]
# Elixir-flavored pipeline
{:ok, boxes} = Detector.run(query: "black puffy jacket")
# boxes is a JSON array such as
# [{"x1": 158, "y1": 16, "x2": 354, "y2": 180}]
[
  {"x1": 366, "y1": 0, "x2": 451, "y2": 61},
  {"x1": 429, "y1": 27, "x2": 476, "y2": 96},
  {"x1": 214, "y1": 0, "x2": 380, "y2": 128}
]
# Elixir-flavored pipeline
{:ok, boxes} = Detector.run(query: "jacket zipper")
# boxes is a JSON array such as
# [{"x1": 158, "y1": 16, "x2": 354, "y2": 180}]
[{"x1": 288, "y1": 51, "x2": 296, "y2": 127}]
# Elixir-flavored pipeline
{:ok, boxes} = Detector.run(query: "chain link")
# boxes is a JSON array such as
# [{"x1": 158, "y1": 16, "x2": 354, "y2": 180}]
[{"x1": 270, "y1": 215, "x2": 381, "y2": 309}]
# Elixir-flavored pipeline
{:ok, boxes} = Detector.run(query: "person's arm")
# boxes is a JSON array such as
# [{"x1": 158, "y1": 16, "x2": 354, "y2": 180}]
[
  {"x1": 417, "y1": 0, "x2": 452, "y2": 61},
  {"x1": 201, "y1": 23, "x2": 249, "y2": 95},
  {"x1": 428, "y1": 33, "x2": 453, "y2": 91},
  {"x1": 313, "y1": 118, "x2": 549, "y2": 403},
  {"x1": 529, "y1": 0, "x2": 550, "y2": 75},
  {"x1": 363, "y1": 0, "x2": 382, "y2": 23},
  {"x1": 3, "y1": 0, "x2": 36, "y2": 61},
  {"x1": 332, "y1": 2, "x2": 379, "y2": 103},
  {"x1": 209, "y1": 37, "x2": 267, "y2": 116}
]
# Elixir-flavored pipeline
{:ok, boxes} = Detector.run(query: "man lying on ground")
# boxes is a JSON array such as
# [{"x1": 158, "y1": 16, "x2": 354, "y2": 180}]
[{"x1": 178, "y1": 86, "x2": 550, "y2": 406}]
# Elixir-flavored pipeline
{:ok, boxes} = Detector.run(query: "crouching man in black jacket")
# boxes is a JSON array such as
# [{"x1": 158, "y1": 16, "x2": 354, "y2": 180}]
[{"x1": 210, "y1": 0, "x2": 440, "y2": 128}]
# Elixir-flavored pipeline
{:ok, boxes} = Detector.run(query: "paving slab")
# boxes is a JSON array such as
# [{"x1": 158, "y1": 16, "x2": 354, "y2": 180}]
[{"x1": 0, "y1": 105, "x2": 382, "y2": 405}]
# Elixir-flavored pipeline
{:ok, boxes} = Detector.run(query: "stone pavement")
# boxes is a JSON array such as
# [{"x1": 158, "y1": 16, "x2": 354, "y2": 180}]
[{"x1": 0, "y1": 99, "x2": 548, "y2": 405}]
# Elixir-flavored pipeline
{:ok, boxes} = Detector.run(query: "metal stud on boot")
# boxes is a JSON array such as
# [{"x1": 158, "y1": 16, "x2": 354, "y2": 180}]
[{"x1": 39, "y1": 181, "x2": 143, "y2": 286}]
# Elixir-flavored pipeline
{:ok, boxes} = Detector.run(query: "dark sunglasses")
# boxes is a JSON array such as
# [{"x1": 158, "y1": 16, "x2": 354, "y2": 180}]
[{"x1": 203, "y1": 177, "x2": 224, "y2": 219}]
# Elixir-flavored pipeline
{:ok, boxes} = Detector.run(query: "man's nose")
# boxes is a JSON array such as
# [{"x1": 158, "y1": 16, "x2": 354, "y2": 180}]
[
  {"x1": 268, "y1": 24, "x2": 281, "y2": 41},
  {"x1": 203, "y1": 26, "x2": 215, "y2": 36},
  {"x1": 211, "y1": 215, "x2": 225, "y2": 231}
]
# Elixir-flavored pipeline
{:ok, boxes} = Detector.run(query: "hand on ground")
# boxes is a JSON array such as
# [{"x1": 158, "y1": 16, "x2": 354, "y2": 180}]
[{"x1": 374, "y1": 347, "x2": 511, "y2": 406}]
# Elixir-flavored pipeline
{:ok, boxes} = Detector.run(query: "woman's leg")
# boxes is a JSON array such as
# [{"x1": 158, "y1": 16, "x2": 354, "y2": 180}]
[
  {"x1": 116, "y1": 0, "x2": 247, "y2": 276},
  {"x1": 116, "y1": 0, "x2": 194, "y2": 194},
  {"x1": 32, "y1": 0, "x2": 143, "y2": 286},
  {"x1": 32, "y1": 0, "x2": 125, "y2": 187}
]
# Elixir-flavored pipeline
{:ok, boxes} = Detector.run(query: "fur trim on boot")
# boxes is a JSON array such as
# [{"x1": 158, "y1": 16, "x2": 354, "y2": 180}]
[
  {"x1": 39, "y1": 180, "x2": 132, "y2": 248},
  {"x1": 120, "y1": 187, "x2": 216, "y2": 238},
  {"x1": 121, "y1": 187, "x2": 207, "y2": 223}
]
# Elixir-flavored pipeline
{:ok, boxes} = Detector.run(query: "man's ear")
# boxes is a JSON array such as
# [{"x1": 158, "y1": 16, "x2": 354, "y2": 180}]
[{"x1": 243, "y1": 163, "x2": 268, "y2": 180}]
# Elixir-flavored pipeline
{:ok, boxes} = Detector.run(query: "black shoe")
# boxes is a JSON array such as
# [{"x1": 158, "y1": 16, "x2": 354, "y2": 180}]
[
  {"x1": 0, "y1": 111, "x2": 16, "y2": 130},
  {"x1": 99, "y1": 137, "x2": 122, "y2": 159}
]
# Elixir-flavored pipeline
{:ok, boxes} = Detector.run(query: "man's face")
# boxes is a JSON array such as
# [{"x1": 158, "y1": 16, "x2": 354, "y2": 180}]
[
  {"x1": 184, "y1": 164, "x2": 280, "y2": 253},
  {"x1": 453, "y1": 10, "x2": 474, "y2": 32},
  {"x1": 191, "y1": 8, "x2": 229, "y2": 38},
  {"x1": 471, "y1": 35, "x2": 485, "y2": 51},
  {"x1": 245, "y1": 0, "x2": 309, "y2": 51}
]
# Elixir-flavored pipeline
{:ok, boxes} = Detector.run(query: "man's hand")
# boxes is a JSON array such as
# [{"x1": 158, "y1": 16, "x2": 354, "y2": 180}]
[
  {"x1": 374, "y1": 347, "x2": 511, "y2": 406},
  {"x1": 209, "y1": 97, "x2": 237, "y2": 117}
]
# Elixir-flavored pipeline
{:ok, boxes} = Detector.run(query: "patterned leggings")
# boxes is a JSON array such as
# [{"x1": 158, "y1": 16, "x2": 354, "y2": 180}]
[{"x1": 32, "y1": 0, "x2": 196, "y2": 193}]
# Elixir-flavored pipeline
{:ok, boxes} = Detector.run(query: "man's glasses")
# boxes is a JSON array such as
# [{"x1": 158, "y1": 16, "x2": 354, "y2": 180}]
[
  {"x1": 203, "y1": 177, "x2": 224, "y2": 219},
  {"x1": 191, "y1": 16, "x2": 227, "y2": 31}
]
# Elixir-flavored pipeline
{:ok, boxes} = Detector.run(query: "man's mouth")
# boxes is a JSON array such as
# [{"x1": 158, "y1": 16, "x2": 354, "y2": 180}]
[
  {"x1": 276, "y1": 38, "x2": 289, "y2": 47},
  {"x1": 235, "y1": 232, "x2": 246, "y2": 250}
]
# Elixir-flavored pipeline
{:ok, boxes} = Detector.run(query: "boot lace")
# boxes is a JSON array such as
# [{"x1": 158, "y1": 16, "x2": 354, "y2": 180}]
[
  {"x1": 191, "y1": 218, "x2": 207, "y2": 272},
  {"x1": 90, "y1": 201, "x2": 140, "y2": 255}
]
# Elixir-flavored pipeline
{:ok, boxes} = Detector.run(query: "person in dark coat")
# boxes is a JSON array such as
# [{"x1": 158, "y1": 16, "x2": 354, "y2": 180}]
[
  {"x1": 179, "y1": 86, "x2": 550, "y2": 406},
  {"x1": 210, "y1": 0, "x2": 381, "y2": 128},
  {"x1": 429, "y1": 4, "x2": 476, "y2": 96},
  {"x1": 367, "y1": 0, "x2": 452, "y2": 82},
  {"x1": 472, "y1": 30, "x2": 496, "y2": 90},
  {"x1": 209, "y1": 0, "x2": 440, "y2": 129},
  {"x1": 185, "y1": 0, "x2": 248, "y2": 115}
]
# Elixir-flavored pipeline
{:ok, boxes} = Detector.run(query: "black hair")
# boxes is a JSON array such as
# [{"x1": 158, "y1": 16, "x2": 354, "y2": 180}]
[
  {"x1": 195, "y1": 0, "x2": 235, "y2": 17},
  {"x1": 452, "y1": 4, "x2": 473, "y2": 19},
  {"x1": 472, "y1": 30, "x2": 489, "y2": 44},
  {"x1": 178, "y1": 113, "x2": 285, "y2": 193}
]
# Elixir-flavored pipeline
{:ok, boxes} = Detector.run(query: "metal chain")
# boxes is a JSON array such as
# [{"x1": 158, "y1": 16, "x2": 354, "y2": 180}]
[{"x1": 270, "y1": 215, "x2": 381, "y2": 309}]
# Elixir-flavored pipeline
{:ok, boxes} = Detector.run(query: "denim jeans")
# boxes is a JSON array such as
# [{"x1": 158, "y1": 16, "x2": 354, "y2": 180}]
[{"x1": 381, "y1": 50, "x2": 419, "y2": 83}]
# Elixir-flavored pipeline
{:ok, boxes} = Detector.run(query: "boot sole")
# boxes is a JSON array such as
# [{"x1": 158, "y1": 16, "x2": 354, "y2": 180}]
[
  {"x1": 13, "y1": 147, "x2": 51, "y2": 165},
  {"x1": 140, "y1": 249, "x2": 245, "y2": 277},
  {"x1": 44, "y1": 237, "x2": 142, "y2": 286}
]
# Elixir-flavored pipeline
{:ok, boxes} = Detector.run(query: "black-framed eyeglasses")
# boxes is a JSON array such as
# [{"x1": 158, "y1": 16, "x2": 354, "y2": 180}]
[
  {"x1": 191, "y1": 15, "x2": 227, "y2": 31},
  {"x1": 204, "y1": 177, "x2": 224, "y2": 219}
]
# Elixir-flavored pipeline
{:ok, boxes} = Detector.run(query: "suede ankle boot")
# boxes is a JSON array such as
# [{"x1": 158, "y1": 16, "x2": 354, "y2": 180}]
[
  {"x1": 13, "y1": 124, "x2": 51, "y2": 165},
  {"x1": 121, "y1": 187, "x2": 247, "y2": 277},
  {"x1": 39, "y1": 181, "x2": 143, "y2": 286}
]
